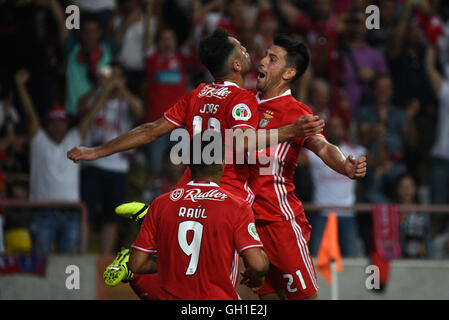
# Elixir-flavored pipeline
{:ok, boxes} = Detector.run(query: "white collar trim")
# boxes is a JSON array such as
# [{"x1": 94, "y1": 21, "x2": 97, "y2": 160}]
[
  {"x1": 212, "y1": 81, "x2": 240, "y2": 88},
  {"x1": 187, "y1": 181, "x2": 220, "y2": 187},
  {"x1": 256, "y1": 89, "x2": 292, "y2": 104}
]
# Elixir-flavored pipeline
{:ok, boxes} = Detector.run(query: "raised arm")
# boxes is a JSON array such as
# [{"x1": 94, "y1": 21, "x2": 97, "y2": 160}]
[
  {"x1": 67, "y1": 117, "x2": 176, "y2": 163},
  {"x1": 425, "y1": 45, "x2": 443, "y2": 94},
  {"x1": 387, "y1": 0, "x2": 413, "y2": 60},
  {"x1": 48, "y1": 0, "x2": 70, "y2": 43},
  {"x1": 234, "y1": 114, "x2": 325, "y2": 153},
  {"x1": 304, "y1": 135, "x2": 367, "y2": 179},
  {"x1": 14, "y1": 70, "x2": 40, "y2": 138},
  {"x1": 143, "y1": 0, "x2": 156, "y2": 53},
  {"x1": 117, "y1": 78, "x2": 144, "y2": 122},
  {"x1": 77, "y1": 78, "x2": 116, "y2": 140}
]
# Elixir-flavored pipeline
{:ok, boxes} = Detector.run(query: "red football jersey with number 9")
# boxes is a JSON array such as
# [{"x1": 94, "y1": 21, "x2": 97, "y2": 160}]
[
  {"x1": 131, "y1": 181, "x2": 264, "y2": 299},
  {"x1": 164, "y1": 81, "x2": 258, "y2": 202}
]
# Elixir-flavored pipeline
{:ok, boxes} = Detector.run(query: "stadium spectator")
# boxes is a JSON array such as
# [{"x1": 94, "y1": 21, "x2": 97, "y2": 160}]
[
  {"x1": 356, "y1": 75, "x2": 417, "y2": 202},
  {"x1": 277, "y1": 0, "x2": 343, "y2": 90},
  {"x1": 306, "y1": 78, "x2": 331, "y2": 123},
  {"x1": 392, "y1": 173, "x2": 432, "y2": 258},
  {"x1": 15, "y1": 68, "x2": 106, "y2": 254},
  {"x1": 59, "y1": 12, "x2": 117, "y2": 116},
  {"x1": 340, "y1": 7, "x2": 389, "y2": 115},
  {"x1": 306, "y1": 116, "x2": 366, "y2": 257},
  {"x1": 144, "y1": 24, "x2": 192, "y2": 175},
  {"x1": 77, "y1": 62, "x2": 143, "y2": 254},
  {"x1": 425, "y1": 44, "x2": 449, "y2": 236},
  {"x1": 112, "y1": 0, "x2": 158, "y2": 94},
  {"x1": 366, "y1": 0, "x2": 401, "y2": 53},
  {"x1": 70, "y1": 0, "x2": 117, "y2": 28}
]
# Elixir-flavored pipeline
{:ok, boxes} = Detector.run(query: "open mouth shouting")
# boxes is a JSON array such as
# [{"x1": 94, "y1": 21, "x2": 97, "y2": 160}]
[{"x1": 257, "y1": 68, "x2": 267, "y2": 80}]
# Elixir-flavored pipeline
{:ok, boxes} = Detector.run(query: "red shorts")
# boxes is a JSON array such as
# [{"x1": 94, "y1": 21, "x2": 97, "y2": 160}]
[{"x1": 255, "y1": 217, "x2": 319, "y2": 299}]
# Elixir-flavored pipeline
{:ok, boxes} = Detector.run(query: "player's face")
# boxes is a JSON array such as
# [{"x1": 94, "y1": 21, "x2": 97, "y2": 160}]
[
  {"x1": 256, "y1": 45, "x2": 290, "y2": 92},
  {"x1": 228, "y1": 37, "x2": 252, "y2": 75}
]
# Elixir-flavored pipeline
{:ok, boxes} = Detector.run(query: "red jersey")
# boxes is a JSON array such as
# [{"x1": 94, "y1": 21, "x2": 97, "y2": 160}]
[
  {"x1": 145, "y1": 50, "x2": 189, "y2": 123},
  {"x1": 131, "y1": 181, "x2": 263, "y2": 300},
  {"x1": 248, "y1": 90, "x2": 323, "y2": 226},
  {"x1": 164, "y1": 81, "x2": 258, "y2": 202}
]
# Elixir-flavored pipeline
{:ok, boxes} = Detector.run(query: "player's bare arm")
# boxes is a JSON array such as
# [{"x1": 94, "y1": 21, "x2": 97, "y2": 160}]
[
  {"x1": 304, "y1": 135, "x2": 367, "y2": 180},
  {"x1": 128, "y1": 248, "x2": 158, "y2": 274},
  {"x1": 239, "y1": 248, "x2": 269, "y2": 290},
  {"x1": 67, "y1": 118, "x2": 176, "y2": 163},
  {"x1": 234, "y1": 115, "x2": 324, "y2": 152}
]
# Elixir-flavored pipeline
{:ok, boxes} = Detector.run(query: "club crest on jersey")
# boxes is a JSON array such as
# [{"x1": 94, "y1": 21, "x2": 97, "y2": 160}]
[
  {"x1": 183, "y1": 188, "x2": 228, "y2": 202},
  {"x1": 170, "y1": 188, "x2": 184, "y2": 201},
  {"x1": 259, "y1": 110, "x2": 274, "y2": 128},
  {"x1": 248, "y1": 222, "x2": 260, "y2": 241},
  {"x1": 198, "y1": 85, "x2": 232, "y2": 99},
  {"x1": 232, "y1": 104, "x2": 251, "y2": 121}
]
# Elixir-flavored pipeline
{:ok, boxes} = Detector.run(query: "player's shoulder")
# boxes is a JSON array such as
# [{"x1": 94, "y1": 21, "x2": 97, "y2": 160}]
[
  {"x1": 293, "y1": 99, "x2": 314, "y2": 115},
  {"x1": 219, "y1": 188, "x2": 252, "y2": 211},
  {"x1": 233, "y1": 87, "x2": 257, "y2": 98}
]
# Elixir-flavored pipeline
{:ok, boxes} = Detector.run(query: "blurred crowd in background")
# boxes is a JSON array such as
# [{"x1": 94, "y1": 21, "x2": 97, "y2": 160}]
[{"x1": 1, "y1": 0, "x2": 449, "y2": 259}]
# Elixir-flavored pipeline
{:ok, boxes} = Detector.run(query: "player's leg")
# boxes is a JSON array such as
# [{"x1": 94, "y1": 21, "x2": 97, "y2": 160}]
[
  {"x1": 253, "y1": 220, "x2": 284, "y2": 300},
  {"x1": 255, "y1": 218, "x2": 319, "y2": 300}
]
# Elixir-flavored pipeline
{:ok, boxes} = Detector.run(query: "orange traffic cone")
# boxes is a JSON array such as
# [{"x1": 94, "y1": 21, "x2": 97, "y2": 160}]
[{"x1": 316, "y1": 213, "x2": 343, "y2": 284}]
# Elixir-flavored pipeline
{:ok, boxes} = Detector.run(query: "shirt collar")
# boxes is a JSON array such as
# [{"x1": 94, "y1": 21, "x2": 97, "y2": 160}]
[
  {"x1": 187, "y1": 180, "x2": 220, "y2": 187},
  {"x1": 212, "y1": 81, "x2": 240, "y2": 88},
  {"x1": 256, "y1": 89, "x2": 292, "y2": 104}
]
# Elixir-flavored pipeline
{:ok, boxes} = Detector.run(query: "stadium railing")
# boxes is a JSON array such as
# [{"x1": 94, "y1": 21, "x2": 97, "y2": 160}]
[
  {"x1": 0, "y1": 200, "x2": 88, "y2": 253},
  {"x1": 302, "y1": 203, "x2": 449, "y2": 214}
]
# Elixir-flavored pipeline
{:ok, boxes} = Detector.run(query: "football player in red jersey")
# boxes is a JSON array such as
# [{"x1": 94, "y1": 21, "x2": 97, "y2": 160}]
[
  {"x1": 248, "y1": 34, "x2": 367, "y2": 300},
  {"x1": 67, "y1": 28, "x2": 324, "y2": 202},
  {"x1": 127, "y1": 134, "x2": 269, "y2": 299}
]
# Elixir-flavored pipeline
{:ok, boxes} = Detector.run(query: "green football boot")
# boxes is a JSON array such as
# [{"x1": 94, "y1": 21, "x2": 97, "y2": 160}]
[
  {"x1": 115, "y1": 202, "x2": 149, "y2": 224},
  {"x1": 103, "y1": 248, "x2": 134, "y2": 287}
]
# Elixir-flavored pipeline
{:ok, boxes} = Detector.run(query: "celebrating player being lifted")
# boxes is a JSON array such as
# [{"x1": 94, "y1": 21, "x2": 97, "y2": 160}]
[{"x1": 248, "y1": 34, "x2": 367, "y2": 300}]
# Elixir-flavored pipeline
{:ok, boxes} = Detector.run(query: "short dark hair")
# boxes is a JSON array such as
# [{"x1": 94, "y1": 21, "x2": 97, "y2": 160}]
[
  {"x1": 189, "y1": 132, "x2": 224, "y2": 179},
  {"x1": 273, "y1": 34, "x2": 310, "y2": 82},
  {"x1": 198, "y1": 28, "x2": 236, "y2": 79}
]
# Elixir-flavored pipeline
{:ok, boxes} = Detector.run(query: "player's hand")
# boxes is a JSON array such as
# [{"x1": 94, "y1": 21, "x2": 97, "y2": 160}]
[
  {"x1": 239, "y1": 269, "x2": 265, "y2": 291},
  {"x1": 67, "y1": 146, "x2": 99, "y2": 163},
  {"x1": 292, "y1": 115, "x2": 325, "y2": 138},
  {"x1": 344, "y1": 154, "x2": 367, "y2": 180}
]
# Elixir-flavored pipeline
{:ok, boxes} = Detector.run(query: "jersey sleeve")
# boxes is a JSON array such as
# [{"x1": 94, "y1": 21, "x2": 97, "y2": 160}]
[
  {"x1": 163, "y1": 91, "x2": 192, "y2": 128},
  {"x1": 226, "y1": 91, "x2": 259, "y2": 130},
  {"x1": 234, "y1": 202, "x2": 264, "y2": 255},
  {"x1": 295, "y1": 102, "x2": 325, "y2": 148},
  {"x1": 131, "y1": 201, "x2": 159, "y2": 254}
]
